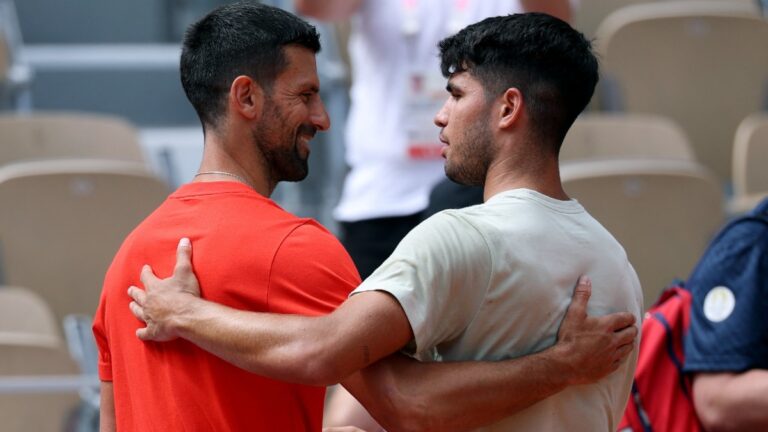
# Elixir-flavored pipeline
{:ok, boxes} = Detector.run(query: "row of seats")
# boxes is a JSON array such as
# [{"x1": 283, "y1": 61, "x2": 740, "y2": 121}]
[
  {"x1": 564, "y1": 112, "x2": 768, "y2": 214},
  {"x1": 574, "y1": 0, "x2": 761, "y2": 38},
  {"x1": 0, "y1": 112, "x2": 170, "y2": 326},
  {"x1": 3, "y1": 110, "x2": 767, "y2": 312},
  {"x1": 593, "y1": 0, "x2": 768, "y2": 183},
  {"x1": 0, "y1": 113, "x2": 167, "y2": 431}
]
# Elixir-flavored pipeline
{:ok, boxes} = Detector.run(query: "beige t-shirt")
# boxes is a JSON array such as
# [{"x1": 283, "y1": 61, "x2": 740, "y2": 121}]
[{"x1": 353, "y1": 188, "x2": 643, "y2": 431}]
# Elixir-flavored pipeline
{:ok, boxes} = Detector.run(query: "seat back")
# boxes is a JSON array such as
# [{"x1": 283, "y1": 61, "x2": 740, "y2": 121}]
[
  {"x1": 562, "y1": 113, "x2": 695, "y2": 162},
  {"x1": 0, "y1": 342, "x2": 82, "y2": 432},
  {"x1": 0, "y1": 112, "x2": 144, "y2": 166},
  {"x1": 596, "y1": 2, "x2": 768, "y2": 182},
  {"x1": 731, "y1": 113, "x2": 768, "y2": 212},
  {"x1": 561, "y1": 159, "x2": 724, "y2": 309},
  {"x1": 575, "y1": 0, "x2": 657, "y2": 38},
  {"x1": 0, "y1": 284, "x2": 81, "y2": 432},
  {"x1": 0, "y1": 286, "x2": 61, "y2": 339},
  {"x1": 0, "y1": 160, "x2": 169, "y2": 325}
]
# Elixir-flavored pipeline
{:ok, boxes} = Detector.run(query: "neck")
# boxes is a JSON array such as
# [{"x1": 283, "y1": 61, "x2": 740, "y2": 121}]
[
  {"x1": 196, "y1": 127, "x2": 274, "y2": 197},
  {"x1": 482, "y1": 146, "x2": 568, "y2": 202}
]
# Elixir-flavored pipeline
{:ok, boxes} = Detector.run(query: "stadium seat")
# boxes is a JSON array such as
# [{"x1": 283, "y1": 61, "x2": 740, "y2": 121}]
[
  {"x1": 595, "y1": 1, "x2": 768, "y2": 182},
  {"x1": 575, "y1": 0, "x2": 656, "y2": 38},
  {"x1": 731, "y1": 113, "x2": 768, "y2": 213},
  {"x1": 561, "y1": 159, "x2": 724, "y2": 309},
  {"x1": 0, "y1": 285, "x2": 81, "y2": 432},
  {"x1": 0, "y1": 285, "x2": 61, "y2": 339},
  {"x1": 0, "y1": 112, "x2": 145, "y2": 166},
  {"x1": 562, "y1": 113, "x2": 694, "y2": 162},
  {"x1": 0, "y1": 159, "x2": 169, "y2": 325}
]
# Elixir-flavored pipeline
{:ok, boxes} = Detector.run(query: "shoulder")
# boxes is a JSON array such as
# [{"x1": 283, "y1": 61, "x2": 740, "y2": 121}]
[
  {"x1": 278, "y1": 220, "x2": 351, "y2": 259},
  {"x1": 269, "y1": 220, "x2": 361, "y2": 315}
]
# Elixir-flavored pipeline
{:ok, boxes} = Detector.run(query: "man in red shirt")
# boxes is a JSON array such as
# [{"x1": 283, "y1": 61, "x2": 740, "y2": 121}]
[
  {"x1": 97, "y1": 3, "x2": 636, "y2": 431},
  {"x1": 93, "y1": 4, "x2": 353, "y2": 430}
]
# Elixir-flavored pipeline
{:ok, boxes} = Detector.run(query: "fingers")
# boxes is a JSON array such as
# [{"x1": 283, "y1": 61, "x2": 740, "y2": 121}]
[
  {"x1": 129, "y1": 301, "x2": 146, "y2": 322},
  {"x1": 564, "y1": 275, "x2": 592, "y2": 321},
  {"x1": 615, "y1": 342, "x2": 634, "y2": 360},
  {"x1": 173, "y1": 237, "x2": 193, "y2": 278},
  {"x1": 140, "y1": 265, "x2": 159, "y2": 288},
  {"x1": 603, "y1": 311, "x2": 637, "y2": 332},
  {"x1": 127, "y1": 286, "x2": 147, "y2": 306},
  {"x1": 614, "y1": 324, "x2": 638, "y2": 347},
  {"x1": 136, "y1": 327, "x2": 151, "y2": 341}
]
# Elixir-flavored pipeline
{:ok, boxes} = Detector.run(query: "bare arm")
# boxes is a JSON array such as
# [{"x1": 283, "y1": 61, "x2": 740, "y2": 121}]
[
  {"x1": 521, "y1": 0, "x2": 572, "y2": 22},
  {"x1": 340, "y1": 278, "x2": 637, "y2": 432},
  {"x1": 128, "y1": 239, "x2": 412, "y2": 386},
  {"x1": 99, "y1": 381, "x2": 116, "y2": 432},
  {"x1": 294, "y1": 0, "x2": 362, "y2": 21},
  {"x1": 693, "y1": 370, "x2": 768, "y2": 432},
  {"x1": 129, "y1": 240, "x2": 636, "y2": 430}
]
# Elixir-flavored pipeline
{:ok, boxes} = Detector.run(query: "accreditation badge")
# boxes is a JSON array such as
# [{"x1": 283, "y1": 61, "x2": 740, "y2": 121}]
[{"x1": 405, "y1": 71, "x2": 446, "y2": 160}]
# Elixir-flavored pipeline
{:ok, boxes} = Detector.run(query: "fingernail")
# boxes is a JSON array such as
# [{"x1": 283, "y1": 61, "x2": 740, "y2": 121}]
[
  {"x1": 179, "y1": 238, "x2": 190, "y2": 248},
  {"x1": 579, "y1": 275, "x2": 592, "y2": 286}
]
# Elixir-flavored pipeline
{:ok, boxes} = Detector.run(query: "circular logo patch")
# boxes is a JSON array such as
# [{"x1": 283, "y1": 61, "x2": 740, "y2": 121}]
[{"x1": 703, "y1": 286, "x2": 735, "y2": 323}]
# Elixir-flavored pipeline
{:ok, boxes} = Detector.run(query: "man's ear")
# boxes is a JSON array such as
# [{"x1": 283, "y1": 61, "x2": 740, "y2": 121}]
[
  {"x1": 229, "y1": 75, "x2": 264, "y2": 120},
  {"x1": 497, "y1": 87, "x2": 524, "y2": 130}
]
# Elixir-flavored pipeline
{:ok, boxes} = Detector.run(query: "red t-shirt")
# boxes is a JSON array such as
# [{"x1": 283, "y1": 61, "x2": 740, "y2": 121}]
[{"x1": 92, "y1": 182, "x2": 360, "y2": 431}]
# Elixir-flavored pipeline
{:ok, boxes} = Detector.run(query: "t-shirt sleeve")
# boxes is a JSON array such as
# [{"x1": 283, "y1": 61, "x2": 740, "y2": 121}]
[
  {"x1": 351, "y1": 211, "x2": 492, "y2": 357},
  {"x1": 92, "y1": 295, "x2": 112, "y2": 381},
  {"x1": 684, "y1": 219, "x2": 768, "y2": 373},
  {"x1": 267, "y1": 221, "x2": 362, "y2": 316}
]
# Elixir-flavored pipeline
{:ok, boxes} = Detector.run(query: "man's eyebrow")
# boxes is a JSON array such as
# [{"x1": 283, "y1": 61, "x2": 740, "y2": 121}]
[{"x1": 446, "y1": 82, "x2": 457, "y2": 93}]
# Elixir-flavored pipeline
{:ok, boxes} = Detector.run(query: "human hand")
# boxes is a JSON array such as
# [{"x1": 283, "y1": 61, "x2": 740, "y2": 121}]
[
  {"x1": 127, "y1": 238, "x2": 201, "y2": 342},
  {"x1": 555, "y1": 276, "x2": 638, "y2": 385}
]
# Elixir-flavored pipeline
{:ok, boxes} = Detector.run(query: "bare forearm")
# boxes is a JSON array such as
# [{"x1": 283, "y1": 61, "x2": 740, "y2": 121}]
[
  {"x1": 172, "y1": 296, "x2": 341, "y2": 385},
  {"x1": 99, "y1": 382, "x2": 116, "y2": 432},
  {"x1": 694, "y1": 370, "x2": 768, "y2": 431},
  {"x1": 345, "y1": 345, "x2": 575, "y2": 432},
  {"x1": 168, "y1": 292, "x2": 410, "y2": 386}
]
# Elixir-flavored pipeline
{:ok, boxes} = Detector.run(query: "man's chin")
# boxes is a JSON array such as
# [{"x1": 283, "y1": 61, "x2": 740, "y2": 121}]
[
  {"x1": 445, "y1": 166, "x2": 483, "y2": 187},
  {"x1": 283, "y1": 162, "x2": 309, "y2": 182}
]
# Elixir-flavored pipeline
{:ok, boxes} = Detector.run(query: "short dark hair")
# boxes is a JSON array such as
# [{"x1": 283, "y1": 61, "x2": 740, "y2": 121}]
[
  {"x1": 439, "y1": 13, "x2": 598, "y2": 152},
  {"x1": 180, "y1": 2, "x2": 321, "y2": 129}
]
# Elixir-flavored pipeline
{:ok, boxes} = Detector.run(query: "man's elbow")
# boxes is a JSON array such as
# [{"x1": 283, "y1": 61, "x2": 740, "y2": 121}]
[
  {"x1": 269, "y1": 340, "x2": 348, "y2": 387},
  {"x1": 365, "y1": 383, "x2": 440, "y2": 432},
  {"x1": 378, "y1": 414, "x2": 437, "y2": 432},
  {"x1": 697, "y1": 410, "x2": 736, "y2": 432},
  {"x1": 695, "y1": 392, "x2": 737, "y2": 432}
]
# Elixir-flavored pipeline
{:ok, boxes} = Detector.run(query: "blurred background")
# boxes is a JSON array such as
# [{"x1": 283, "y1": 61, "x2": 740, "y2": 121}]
[{"x1": 0, "y1": 0, "x2": 766, "y2": 430}]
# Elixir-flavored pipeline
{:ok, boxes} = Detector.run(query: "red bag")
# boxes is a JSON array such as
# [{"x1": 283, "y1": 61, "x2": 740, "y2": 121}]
[{"x1": 618, "y1": 286, "x2": 702, "y2": 432}]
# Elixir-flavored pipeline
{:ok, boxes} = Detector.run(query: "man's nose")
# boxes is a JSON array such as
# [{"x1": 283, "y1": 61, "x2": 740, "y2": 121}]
[
  {"x1": 311, "y1": 100, "x2": 331, "y2": 132},
  {"x1": 434, "y1": 101, "x2": 448, "y2": 127}
]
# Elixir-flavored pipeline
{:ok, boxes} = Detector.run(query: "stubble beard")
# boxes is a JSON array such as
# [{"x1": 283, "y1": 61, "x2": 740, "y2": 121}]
[
  {"x1": 445, "y1": 118, "x2": 494, "y2": 187},
  {"x1": 253, "y1": 104, "x2": 309, "y2": 183}
]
